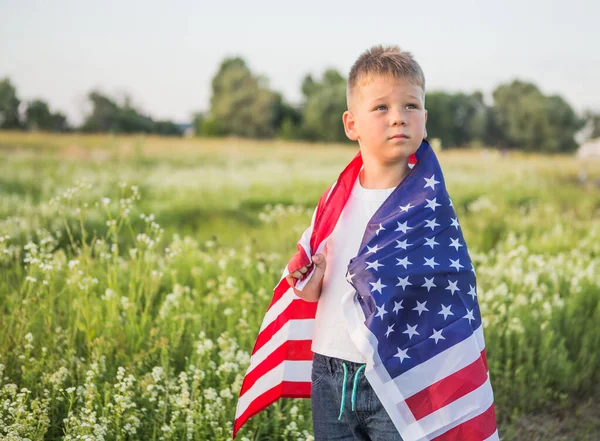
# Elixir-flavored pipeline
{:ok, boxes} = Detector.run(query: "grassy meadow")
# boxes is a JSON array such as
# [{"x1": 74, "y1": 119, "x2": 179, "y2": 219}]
[{"x1": 1, "y1": 132, "x2": 600, "y2": 440}]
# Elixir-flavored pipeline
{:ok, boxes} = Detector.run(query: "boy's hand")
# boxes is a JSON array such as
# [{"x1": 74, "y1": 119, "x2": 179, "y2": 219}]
[{"x1": 285, "y1": 254, "x2": 327, "y2": 302}]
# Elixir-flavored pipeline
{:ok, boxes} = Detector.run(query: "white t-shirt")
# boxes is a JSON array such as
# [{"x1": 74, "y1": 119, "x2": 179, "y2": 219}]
[{"x1": 312, "y1": 175, "x2": 396, "y2": 363}]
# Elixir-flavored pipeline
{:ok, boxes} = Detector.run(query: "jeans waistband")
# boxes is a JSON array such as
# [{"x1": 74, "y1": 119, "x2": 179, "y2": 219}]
[{"x1": 314, "y1": 352, "x2": 366, "y2": 375}]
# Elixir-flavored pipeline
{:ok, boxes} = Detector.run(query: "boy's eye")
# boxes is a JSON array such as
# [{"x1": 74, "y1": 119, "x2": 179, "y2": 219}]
[
  {"x1": 406, "y1": 103, "x2": 418, "y2": 110},
  {"x1": 375, "y1": 105, "x2": 387, "y2": 111}
]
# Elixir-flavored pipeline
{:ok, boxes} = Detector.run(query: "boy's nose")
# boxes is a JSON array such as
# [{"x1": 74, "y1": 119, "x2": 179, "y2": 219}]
[{"x1": 390, "y1": 109, "x2": 406, "y2": 126}]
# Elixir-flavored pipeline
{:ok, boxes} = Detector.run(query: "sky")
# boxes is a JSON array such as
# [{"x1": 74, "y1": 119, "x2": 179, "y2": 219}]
[{"x1": 1, "y1": 0, "x2": 598, "y2": 125}]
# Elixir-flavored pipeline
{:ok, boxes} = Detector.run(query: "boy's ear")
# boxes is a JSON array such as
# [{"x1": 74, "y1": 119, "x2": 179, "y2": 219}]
[
  {"x1": 423, "y1": 109, "x2": 428, "y2": 139},
  {"x1": 342, "y1": 111, "x2": 359, "y2": 141}
]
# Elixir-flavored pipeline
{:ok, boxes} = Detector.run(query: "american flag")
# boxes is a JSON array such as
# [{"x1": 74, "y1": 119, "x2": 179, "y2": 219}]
[{"x1": 233, "y1": 140, "x2": 498, "y2": 440}]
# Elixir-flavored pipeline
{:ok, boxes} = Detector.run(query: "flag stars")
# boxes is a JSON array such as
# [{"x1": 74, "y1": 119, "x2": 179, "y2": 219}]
[
  {"x1": 425, "y1": 218, "x2": 441, "y2": 231},
  {"x1": 395, "y1": 239, "x2": 412, "y2": 250},
  {"x1": 399, "y1": 203, "x2": 414, "y2": 213},
  {"x1": 413, "y1": 300, "x2": 429, "y2": 316},
  {"x1": 396, "y1": 276, "x2": 412, "y2": 290},
  {"x1": 464, "y1": 309, "x2": 475, "y2": 324},
  {"x1": 393, "y1": 300, "x2": 404, "y2": 314},
  {"x1": 394, "y1": 347, "x2": 410, "y2": 363},
  {"x1": 438, "y1": 304, "x2": 454, "y2": 320},
  {"x1": 385, "y1": 324, "x2": 395, "y2": 338},
  {"x1": 403, "y1": 324, "x2": 420, "y2": 340},
  {"x1": 346, "y1": 272, "x2": 355, "y2": 283},
  {"x1": 422, "y1": 277, "x2": 437, "y2": 292},
  {"x1": 423, "y1": 256, "x2": 439, "y2": 269},
  {"x1": 366, "y1": 260, "x2": 384, "y2": 271},
  {"x1": 367, "y1": 244, "x2": 382, "y2": 254},
  {"x1": 449, "y1": 258, "x2": 464, "y2": 271},
  {"x1": 424, "y1": 174, "x2": 440, "y2": 190},
  {"x1": 396, "y1": 257, "x2": 412, "y2": 269},
  {"x1": 445, "y1": 279, "x2": 460, "y2": 295},
  {"x1": 467, "y1": 285, "x2": 477, "y2": 300},
  {"x1": 369, "y1": 278, "x2": 387, "y2": 294},
  {"x1": 395, "y1": 221, "x2": 412, "y2": 234},
  {"x1": 424, "y1": 237, "x2": 439, "y2": 249},
  {"x1": 425, "y1": 198, "x2": 441, "y2": 211},
  {"x1": 376, "y1": 223, "x2": 386, "y2": 236},
  {"x1": 375, "y1": 304, "x2": 387, "y2": 320},
  {"x1": 450, "y1": 217, "x2": 460, "y2": 230},
  {"x1": 430, "y1": 329, "x2": 446, "y2": 344},
  {"x1": 449, "y1": 238, "x2": 463, "y2": 251}
]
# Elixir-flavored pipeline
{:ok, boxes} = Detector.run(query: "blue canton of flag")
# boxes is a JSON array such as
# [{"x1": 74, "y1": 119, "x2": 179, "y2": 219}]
[{"x1": 346, "y1": 143, "x2": 481, "y2": 383}]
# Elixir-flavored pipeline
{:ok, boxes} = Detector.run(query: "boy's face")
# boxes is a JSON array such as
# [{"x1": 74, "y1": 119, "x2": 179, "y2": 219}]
[{"x1": 343, "y1": 74, "x2": 427, "y2": 167}]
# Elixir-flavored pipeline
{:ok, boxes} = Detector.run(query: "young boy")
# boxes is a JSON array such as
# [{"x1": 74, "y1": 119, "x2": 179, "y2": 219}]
[
  {"x1": 286, "y1": 46, "x2": 496, "y2": 440},
  {"x1": 234, "y1": 45, "x2": 497, "y2": 441}
]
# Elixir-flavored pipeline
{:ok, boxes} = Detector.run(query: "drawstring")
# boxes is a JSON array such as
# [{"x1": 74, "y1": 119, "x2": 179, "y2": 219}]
[{"x1": 338, "y1": 363, "x2": 366, "y2": 420}]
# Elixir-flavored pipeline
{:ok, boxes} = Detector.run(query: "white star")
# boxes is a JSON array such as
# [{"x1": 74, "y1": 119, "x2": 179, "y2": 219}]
[
  {"x1": 445, "y1": 279, "x2": 460, "y2": 295},
  {"x1": 471, "y1": 263, "x2": 476, "y2": 274},
  {"x1": 424, "y1": 237, "x2": 439, "y2": 249},
  {"x1": 367, "y1": 244, "x2": 382, "y2": 254},
  {"x1": 346, "y1": 272, "x2": 355, "y2": 283},
  {"x1": 366, "y1": 260, "x2": 384, "y2": 271},
  {"x1": 450, "y1": 217, "x2": 460, "y2": 230},
  {"x1": 413, "y1": 300, "x2": 429, "y2": 316},
  {"x1": 438, "y1": 304, "x2": 455, "y2": 320},
  {"x1": 403, "y1": 324, "x2": 420, "y2": 340},
  {"x1": 430, "y1": 328, "x2": 446, "y2": 344},
  {"x1": 376, "y1": 223, "x2": 386, "y2": 235},
  {"x1": 393, "y1": 300, "x2": 404, "y2": 314},
  {"x1": 422, "y1": 277, "x2": 437, "y2": 292},
  {"x1": 449, "y1": 237, "x2": 463, "y2": 251},
  {"x1": 424, "y1": 218, "x2": 441, "y2": 231},
  {"x1": 423, "y1": 256, "x2": 439, "y2": 269},
  {"x1": 425, "y1": 198, "x2": 441, "y2": 211},
  {"x1": 467, "y1": 284, "x2": 477, "y2": 300},
  {"x1": 449, "y1": 258, "x2": 464, "y2": 271},
  {"x1": 369, "y1": 278, "x2": 386, "y2": 294},
  {"x1": 424, "y1": 175, "x2": 440, "y2": 190},
  {"x1": 464, "y1": 309, "x2": 475, "y2": 324},
  {"x1": 396, "y1": 276, "x2": 412, "y2": 290},
  {"x1": 399, "y1": 203, "x2": 414, "y2": 213},
  {"x1": 395, "y1": 239, "x2": 411, "y2": 250},
  {"x1": 393, "y1": 347, "x2": 410, "y2": 363},
  {"x1": 375, "y1": 304, "x2": 387, "y2": 320},
  {"x1": 449, "y1": 198, "x2": 454, "y2": 208},
  {"x1": 396, "y1": 257, "x2": 412, "y2": 269},
  {"x1": 385, "y1": 324, "x2": 395, "y2": 338},
  {"x1": 395, "y1": 221, "x2": 412, "y2": 234}
]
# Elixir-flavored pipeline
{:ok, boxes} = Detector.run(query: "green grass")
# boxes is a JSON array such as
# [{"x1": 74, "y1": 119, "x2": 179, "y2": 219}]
[{"x1": 1, "y1": 132, "x2": 599, "y2": 440}]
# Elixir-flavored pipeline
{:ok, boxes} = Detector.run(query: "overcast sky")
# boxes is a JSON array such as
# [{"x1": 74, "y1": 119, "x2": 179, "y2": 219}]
[{"x1": 1, "y1": 0, "x2": 598, "y2": 124}]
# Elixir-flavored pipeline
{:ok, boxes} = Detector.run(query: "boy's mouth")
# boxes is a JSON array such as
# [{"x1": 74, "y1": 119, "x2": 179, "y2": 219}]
[{"x1": 390, "y1": 134, "x2": 409, "y2": 140}]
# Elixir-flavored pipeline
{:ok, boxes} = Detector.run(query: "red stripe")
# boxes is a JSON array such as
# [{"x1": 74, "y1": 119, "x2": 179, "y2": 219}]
[
  {"x1": 481, "y1": 348, "x2": 488, "y2": 372},
  {"x1": 233, "y1": 381, "x2": 311, "y2": 439},
  {"x1": 432, "y1": 402, "x2": 497, "y2": 441},
  {"x1": 239, "y1": 339, "x2": 313, "y2": 396},
  {"x1": 406, "y1": 351, "x2": 488, "y2": 420},
  {"x1": 252, "y1": 299, "x2": 317, "y2": 354}
]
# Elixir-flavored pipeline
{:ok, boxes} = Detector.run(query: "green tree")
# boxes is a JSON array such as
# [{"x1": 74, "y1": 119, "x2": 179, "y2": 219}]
[
  {"x1": 209, "y1": 57, "x2": 278, "y2": 138},
  {"x1": 583, "y1": 111, "x2": 600, "y2": 140},
  {"x1": 25, "y1": 99, "x2": 69, "y2": 132},
  {"x1": 492, "y1": 80, "x2": 582, "y2": 152},
  {"x1": 0, "y1": 77, "x2": 22, "y2": 129},
  {"x1": 301, "y1": 69, "x2": 348, "y2": 142}
]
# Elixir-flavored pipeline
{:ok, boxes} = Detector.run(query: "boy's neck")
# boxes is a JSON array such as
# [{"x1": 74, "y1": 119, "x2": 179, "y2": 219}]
[{"x1": 359, "y1": 158, "x2": 410, "y2": 190}]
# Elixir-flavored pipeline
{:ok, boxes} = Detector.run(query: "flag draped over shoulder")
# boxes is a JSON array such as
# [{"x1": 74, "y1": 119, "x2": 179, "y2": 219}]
[{"x1": 233, "y1": 140, "x2": 498, "y2": 440}]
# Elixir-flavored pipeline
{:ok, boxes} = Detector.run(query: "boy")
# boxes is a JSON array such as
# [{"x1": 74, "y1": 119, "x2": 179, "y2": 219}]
[{"x1": 234, "y1": 45, "x2": 497, "y2": 441}]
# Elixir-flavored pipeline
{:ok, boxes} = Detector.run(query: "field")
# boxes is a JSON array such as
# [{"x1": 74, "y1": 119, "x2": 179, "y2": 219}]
[{"x1": 1, "y1": 132, "x2": 600, "y2": 440}]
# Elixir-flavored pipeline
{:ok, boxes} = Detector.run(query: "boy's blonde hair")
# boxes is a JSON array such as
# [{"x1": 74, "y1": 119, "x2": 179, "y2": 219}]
[{"x1": 347, "y1": 45, "x2": 425, "y2": 107}]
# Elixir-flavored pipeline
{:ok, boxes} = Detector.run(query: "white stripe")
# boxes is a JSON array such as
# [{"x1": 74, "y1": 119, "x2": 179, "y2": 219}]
[
  {"x1": 392, "y1": 325, "x2": 486, "y2": 398},
  {"x1": 259, "y1": 288, "x2": 297, "y2": 332},
  {"x1": 342, "y1": 290, "x2": 494, "y2": 441},
  {"x1": 247, "y1": 319, "x2": 314, "y2": 375},
  {"x1": 484, "y1": 429, "x2": 499, "y2": 441},
  {"x1": 235, "y1": 360, "x2": 312, "y2": 419},
  {"x1": 404, "y1": 377, "x2": 495, "y2": 439}
]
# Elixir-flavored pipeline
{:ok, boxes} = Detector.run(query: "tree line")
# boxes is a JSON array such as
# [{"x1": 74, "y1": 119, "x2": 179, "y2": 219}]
[{"x1": 1, "y1": 58, "x2": 599, "y2": 152}]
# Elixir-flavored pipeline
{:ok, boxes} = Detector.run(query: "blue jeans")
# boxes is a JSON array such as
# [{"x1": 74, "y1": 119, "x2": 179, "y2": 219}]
[{"x1": 311, "y1": 352, "x2": 404, "y2": 441}]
